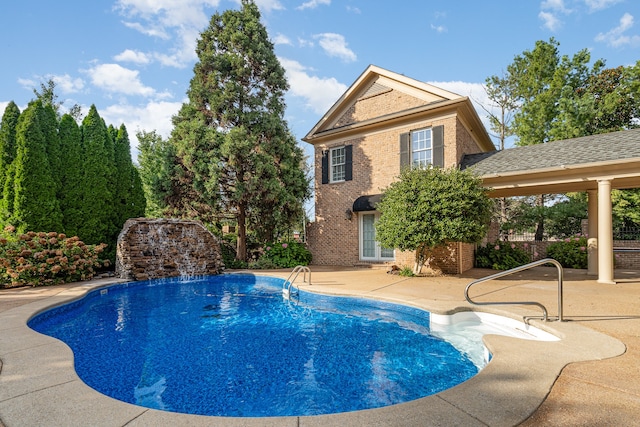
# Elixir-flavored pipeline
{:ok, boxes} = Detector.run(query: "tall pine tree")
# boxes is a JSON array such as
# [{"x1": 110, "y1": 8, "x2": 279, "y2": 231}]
[{"x1": 170, "y1": 0, "x2": 309, "y2": 260}]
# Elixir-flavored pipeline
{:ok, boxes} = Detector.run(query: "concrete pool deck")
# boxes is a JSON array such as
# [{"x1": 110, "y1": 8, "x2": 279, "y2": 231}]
[{"x1": 0, "y1": 266, "x2": 638, "y2": 426}]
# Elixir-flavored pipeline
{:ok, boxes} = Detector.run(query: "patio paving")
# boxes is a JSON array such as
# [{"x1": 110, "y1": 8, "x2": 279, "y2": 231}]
[{"x1": 0, "y1": 266, "x2": 639, "y2": 426}]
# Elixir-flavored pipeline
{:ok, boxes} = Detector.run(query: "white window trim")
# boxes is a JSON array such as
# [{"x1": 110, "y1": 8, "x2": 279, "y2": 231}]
[
  {"x1": 330, "y1": 146, "x2": 346, "y2": 183},
  {"x1": 412, "y1": 128, "x2": 433, "y2": 169}
]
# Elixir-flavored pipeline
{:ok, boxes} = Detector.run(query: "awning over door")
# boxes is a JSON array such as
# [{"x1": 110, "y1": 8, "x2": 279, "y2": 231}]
[{"x1": 352, "y1": 194, "x2": 383, "y2": 212}]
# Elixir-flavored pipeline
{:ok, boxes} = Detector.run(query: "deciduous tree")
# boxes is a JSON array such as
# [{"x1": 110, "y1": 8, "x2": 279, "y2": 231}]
[{"x1": 375, "y1": 167, "x2": 492, "y2": 274}]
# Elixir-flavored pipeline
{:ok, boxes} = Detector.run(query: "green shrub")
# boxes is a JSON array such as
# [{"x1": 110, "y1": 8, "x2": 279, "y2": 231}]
[
  {"x1": 475, "y1": 241, "x2": 531, "y2": 270},
  {"x1": 248, "y1": 257, "x2": 279, "y2": 270},
  {"x1": 399, "y1": 266, "x2": 415, "y2": 277},
  {"x1": 261, "y1": 241, "x2": 312, "y2": 268},
  {"x1": 0, "y1": 225, "x2": 108, "y2": 287},
  {"x1": 547, "y1": 235, "x2": 588, "y2": 269}
]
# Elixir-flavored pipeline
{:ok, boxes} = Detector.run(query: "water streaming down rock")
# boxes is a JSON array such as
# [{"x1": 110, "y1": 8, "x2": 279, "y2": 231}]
[{"x1": 115, "y1": 218, "x2": 225, "y2": 280}]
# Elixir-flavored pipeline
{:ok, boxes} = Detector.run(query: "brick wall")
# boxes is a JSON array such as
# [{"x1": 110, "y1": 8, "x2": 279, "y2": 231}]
[
  {"x1": 308, "y1": 88, "x2": 490, "y2": 274},
  {"x1": 333, "y1": 85, "x2": 428, "y2": 128}
]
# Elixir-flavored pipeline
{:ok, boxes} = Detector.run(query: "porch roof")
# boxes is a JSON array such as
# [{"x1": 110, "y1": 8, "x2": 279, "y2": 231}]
[{"x1": 460, "y1": 128, "x2": 640, "y2": 197}]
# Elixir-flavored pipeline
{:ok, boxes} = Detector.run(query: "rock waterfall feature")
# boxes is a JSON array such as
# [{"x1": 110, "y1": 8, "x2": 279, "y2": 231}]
[{"x1": 115, "y1": 218, "x2": 225, "y2": 280}]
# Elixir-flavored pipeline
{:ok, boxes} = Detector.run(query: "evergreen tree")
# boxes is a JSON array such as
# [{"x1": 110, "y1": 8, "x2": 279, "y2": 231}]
[
  {"x1": 11, "y1": 100, "x2": 62, "y2": 232},
  {"x1": 137, "y1": 130, "x2": 174, "y2": 217},
  {"x1": 113, "y1": 124, "x2": 145, "y2": 225},
  {"x1": 58, "y1": 113, "x2": 84, "y2": 236},
  {"x1": 170, "y1": 0, "x2": 310, "y2": 260},
  {"x1": 77, "y1": 105, "x2": 113, "y2": 246},
  {"x1": 39, "y1": 102, "x2": 62, "y2": 198},
  {"x1": 0, "y1": 101, "x2": 21, "y2": 222}
]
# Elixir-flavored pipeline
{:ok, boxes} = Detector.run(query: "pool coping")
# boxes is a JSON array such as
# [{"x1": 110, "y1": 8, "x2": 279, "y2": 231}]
[{"x1": 0, "y1": 275, "x2": 626, "y2": 427}]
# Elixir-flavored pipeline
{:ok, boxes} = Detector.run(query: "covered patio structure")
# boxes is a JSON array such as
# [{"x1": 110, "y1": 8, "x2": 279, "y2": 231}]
[{"x1": 461, "y1": 128, "x2": 640, "y2": 284}]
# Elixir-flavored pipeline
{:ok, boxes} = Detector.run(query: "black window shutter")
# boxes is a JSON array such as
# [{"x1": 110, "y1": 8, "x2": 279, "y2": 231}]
[
  {"x1": 345, "y1": 145, "x2": 353, "y2": 181},
  {"x1": 400, "y1": 133, "x2": 410, "y2": 169},
  {"x1": 321, "y1": 150, "x2": 329, "y2": 184},
  {"x1": 432, "y1": 125, "x2": 444, "y2": 167}
]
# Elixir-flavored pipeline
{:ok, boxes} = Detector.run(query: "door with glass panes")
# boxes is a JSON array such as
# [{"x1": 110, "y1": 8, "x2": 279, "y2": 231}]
[{"x1": 359, "y1": 213, "x2": 394, "y2": 261}]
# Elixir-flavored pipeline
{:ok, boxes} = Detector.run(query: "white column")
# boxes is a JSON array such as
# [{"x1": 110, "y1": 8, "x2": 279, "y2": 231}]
[
  {"x1": 587, "y1": 189, "x2": 598, "y2": 276},
  {"x1": 597, "y1": 179, "x2": 615, "y2": 284}
]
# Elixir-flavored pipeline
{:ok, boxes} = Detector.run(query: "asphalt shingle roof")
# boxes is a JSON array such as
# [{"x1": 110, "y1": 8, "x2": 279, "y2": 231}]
[{"x1": 460, "y1": 128, "x2": 640, "y2": 176}]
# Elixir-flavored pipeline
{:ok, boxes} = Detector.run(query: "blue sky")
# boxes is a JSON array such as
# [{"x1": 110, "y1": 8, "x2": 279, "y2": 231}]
[{"x1": 1, "y1": 0, "x2": 639, "y2": 160}]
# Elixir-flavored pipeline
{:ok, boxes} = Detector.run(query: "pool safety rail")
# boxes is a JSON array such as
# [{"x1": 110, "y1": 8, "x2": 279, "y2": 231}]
[
  {"x1": 282, "y1": 265, "x2": 311, "y2": 300},
  {"x1": 465, "y1": 258, "x2": 564, "y2": 322}
]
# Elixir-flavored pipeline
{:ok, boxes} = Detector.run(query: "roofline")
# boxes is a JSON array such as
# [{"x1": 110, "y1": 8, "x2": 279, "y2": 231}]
[
  {"x1": 476, "y1": 157, "x2": 640, "y2": 197},
  {"x1": 302, "y1": 97, "x2": 495, "y2": 152},
  {"x1": 303, "y1": 64, "x2": 465, "y2": 142}
]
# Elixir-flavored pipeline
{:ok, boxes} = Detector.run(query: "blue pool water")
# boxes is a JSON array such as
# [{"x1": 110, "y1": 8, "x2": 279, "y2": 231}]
[{"x1": 28, "y1": 274, "x2": 478, "y2": 417}]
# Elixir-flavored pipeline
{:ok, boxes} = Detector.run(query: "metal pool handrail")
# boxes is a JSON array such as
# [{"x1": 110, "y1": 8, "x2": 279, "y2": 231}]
[
  {"x1": 283, "y1": 265, "x2": 311, "y2": 300},
  {"x1": 464, "y1": 258, "x2": 564, "y2": 322}
]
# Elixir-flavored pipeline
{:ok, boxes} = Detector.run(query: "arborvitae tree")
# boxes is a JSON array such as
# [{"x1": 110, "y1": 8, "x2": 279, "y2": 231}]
[
  {"x1": 78, "y1": 105, "x2": 113, "y2": 246},
  {"x1": 113, "y1": 124, "x2": 145, "y2": 225},
  {"x1": 11, "y1": 100, "x2": 62, "y2": 232},
  {"x1": 170, "y1": 0, "x2": 310, "y2": 260},
  {"x1": 0, "y1": 102, "x2": 21, "y2": 222},
  {"x1": 137, "y1": 130, "x2": 176, "y2": 217},
  {"x1": 39, "y1": 103, "x2": 62, "y2": 198},
  {"x1": 58, "y1": 113, "x2": 84, "y2": 236}
]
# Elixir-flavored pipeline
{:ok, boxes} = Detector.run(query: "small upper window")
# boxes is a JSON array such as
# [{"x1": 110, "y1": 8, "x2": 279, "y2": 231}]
[
  {"x1": 330, "y1": 146, "x2": 346, "y2": 182},
  {"x1": 412, "y1": 128, "x2": 432, "y2": 168}
]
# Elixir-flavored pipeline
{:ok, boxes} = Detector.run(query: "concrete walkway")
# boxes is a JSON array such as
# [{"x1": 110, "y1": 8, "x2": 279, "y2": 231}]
[{"x1": 0, "y1": 266, "x2": 638, "y2": 426}]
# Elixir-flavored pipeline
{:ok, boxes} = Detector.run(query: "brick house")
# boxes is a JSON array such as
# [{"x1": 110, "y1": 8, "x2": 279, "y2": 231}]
[{"x1": 302, "y1": 65, "x2": 495, "y2": 274}]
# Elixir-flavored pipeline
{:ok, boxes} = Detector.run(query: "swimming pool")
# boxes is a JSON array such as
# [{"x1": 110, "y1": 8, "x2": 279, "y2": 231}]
[{"x1": 28, "y1": 274, "x2": 481, "y2": 417}]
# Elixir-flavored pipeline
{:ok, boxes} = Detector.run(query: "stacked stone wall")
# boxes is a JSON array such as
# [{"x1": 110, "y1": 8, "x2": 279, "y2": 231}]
[{"x1": 115, "y1": 218, "x2": 224, "y2": 280}]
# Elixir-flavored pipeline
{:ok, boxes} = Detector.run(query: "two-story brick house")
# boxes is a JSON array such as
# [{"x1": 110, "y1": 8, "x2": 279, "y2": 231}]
[{"x1": 303, "y1": 65, "x2": 495, "y2": 274}]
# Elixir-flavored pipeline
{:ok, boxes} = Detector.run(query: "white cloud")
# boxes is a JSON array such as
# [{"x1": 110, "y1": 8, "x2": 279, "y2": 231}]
[
  {"x1": 273, "y1": 33, "x2": 293, "y2": 45},
  {"x1": 86, "y1": 63, "x2": 156, "y2": 97},
  {"x1": 279, "y1": 57, "x2": 347, "y2": 114},
  {"x1": 115, "y1": 0, "x2": 221, "y2": 68},
  {"x1": 101, "y1": 99, "x2": 183, "y2": 157},
  {"x1": 584, "y1": 0, "x2": 623, "y2": 12},
  {"x1": 121, "y1": 20, "x2": 170, "y2": 39},
  {"x1": 541, "y1": 0, "x2": 571, "y2": 13},
  {"x1": 17, "y1": 78, "x2": 37, "y2": 91},
  {"x1": 431, "y1": 24, "x2": 447, "y2": 33},
  {"x1": 251, "y1": 0, "x2": 285, "y2": 12},
  {"x1": 539, "y1": 10, "x2": 563, "y2": 31},
  {"x1": 114, "y1": 49, "x2": 152, "y2": 64},
  {"x1": 313, "y1": 33, "x2": 357, "y2": 62},
  {"x1": 297, "y1": 0, "x2": 330, "y2": 10},
  {"x1": 595, "y1": 13, "x2": 640, "y2": 47},
  {"x1": 16, "y1": 74, "x2": 84, "y2": 96},
  {"x1": 346, "y1": 6, "x2": 361, "y2": 14},
  {"x1": 52, "y1": 74, "x2": 85, "y2": 94},
  {"x1": 427, "y1": 80, "x2": 497, "y2": 145}
]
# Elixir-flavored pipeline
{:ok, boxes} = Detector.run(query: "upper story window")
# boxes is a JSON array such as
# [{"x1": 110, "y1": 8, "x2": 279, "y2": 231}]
[
  {"x1": 331, "y1": 146, "x2": 346, "y2": 182},
  {"x1": 400, "y1": 125, "x2": 444, "y2": 170},
  {"x1": 411, "y1": 128, "x2": 432, "y2": 168},
  {"x1": 321, "y1": 145, "x2": 352, "y2": 184}
]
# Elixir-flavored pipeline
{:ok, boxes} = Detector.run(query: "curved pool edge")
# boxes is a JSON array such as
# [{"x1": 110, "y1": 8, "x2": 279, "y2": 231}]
[{"x1": 0, "y1": 276, "x2": 626, "y2": 427}]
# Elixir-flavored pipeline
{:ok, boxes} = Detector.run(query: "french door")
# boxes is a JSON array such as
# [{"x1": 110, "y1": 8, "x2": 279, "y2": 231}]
[{"x1": 360, "y1": 213, "x2": 394, "y2": 261}]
